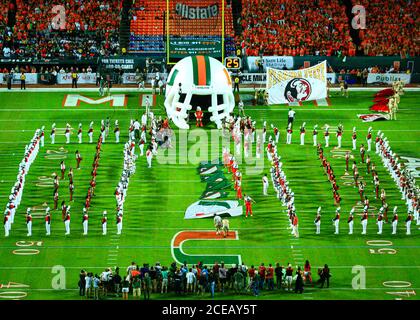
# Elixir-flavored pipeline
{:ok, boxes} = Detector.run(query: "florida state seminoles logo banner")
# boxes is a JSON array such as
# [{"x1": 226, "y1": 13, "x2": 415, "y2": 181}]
[{"x1": 266, "y1": 61, "x2": 327, "y2": 105}]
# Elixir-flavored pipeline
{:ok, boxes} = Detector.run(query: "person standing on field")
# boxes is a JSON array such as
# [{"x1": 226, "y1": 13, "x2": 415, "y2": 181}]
[
  {"x1": 45, "y1": 207, "x2": 51, "y2": 236},
  {"x1": 391, "y1": 206, "x2": 398, "y2": 235},
  {"x1": 26, "y1": 208, "x2": 32, "y2": 237},
  {"x1": 262, "y1": 173, "x2": 269, "y2": 196},
  {"x1": 314, "y1": 207, "x2": 321, "y2": 234}
]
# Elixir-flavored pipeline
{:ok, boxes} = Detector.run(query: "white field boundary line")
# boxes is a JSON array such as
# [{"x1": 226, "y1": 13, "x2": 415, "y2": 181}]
[{"x1": 0, "y1": 87, "x2": 419, "y2": 93}]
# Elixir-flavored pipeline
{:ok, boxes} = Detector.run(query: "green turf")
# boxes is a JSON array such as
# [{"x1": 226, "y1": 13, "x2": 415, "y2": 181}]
[{"x1": 0, "y1": 90, "x2": 418, "y2": 300}]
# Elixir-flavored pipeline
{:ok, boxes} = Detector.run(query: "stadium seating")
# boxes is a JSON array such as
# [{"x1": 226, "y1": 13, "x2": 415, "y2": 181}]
[
  {"x1": 1, "y1": 0, "x2": 121, "y2": 58},
  {"x1": 352, "y1": 0, "x2": 419, "y2": 57},
  {"x1": 129, "y1": 0, "x2": 235, "y2": 53},
  {"x1": 237, "y1": 0, "x2": 355, "y2": 56}
]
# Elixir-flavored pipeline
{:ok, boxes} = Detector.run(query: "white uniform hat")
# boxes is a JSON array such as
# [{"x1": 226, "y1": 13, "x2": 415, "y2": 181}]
[
  {"x1": 52, "y1": 123, "x2": 56, "y2": 128},
  {"x1": 353, "y1": 127, "x2": 356, "y2": 132}
]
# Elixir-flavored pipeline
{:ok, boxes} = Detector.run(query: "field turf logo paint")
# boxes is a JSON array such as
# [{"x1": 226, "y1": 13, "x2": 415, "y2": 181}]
[
  {"x1": 171, "y1": 230, "x2": 241, "y2": 265},
  {"x1": 63, "y1": 94, "x2": 127, "y2": 107}
]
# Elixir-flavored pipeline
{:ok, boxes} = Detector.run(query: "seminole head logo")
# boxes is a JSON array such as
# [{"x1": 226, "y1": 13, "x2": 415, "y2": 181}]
[{"x1": 284, "y1": 78, "x2": 312, "y2": 102}]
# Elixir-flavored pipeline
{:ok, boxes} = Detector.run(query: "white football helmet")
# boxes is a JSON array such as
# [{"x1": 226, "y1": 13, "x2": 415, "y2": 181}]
[{"x1": 165, "y1": 55, "x2": 235, "y2": 129}]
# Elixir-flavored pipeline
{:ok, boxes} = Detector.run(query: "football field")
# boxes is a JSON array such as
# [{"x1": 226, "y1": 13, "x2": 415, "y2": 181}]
[{"x1": 0, "y1": 89, "x2": 418, "y2": 300}]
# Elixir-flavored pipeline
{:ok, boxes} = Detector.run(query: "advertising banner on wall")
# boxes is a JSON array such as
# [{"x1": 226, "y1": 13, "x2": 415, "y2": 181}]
[
  {"x1": 247, "y1": 56, "x2": 294, "y2": 72},
  {"x1": 367, "y1": 73, "x2": 411, "y2": 84},
  {"x1": 56, "y1": 73, "x2": 97, "y2": 84}
]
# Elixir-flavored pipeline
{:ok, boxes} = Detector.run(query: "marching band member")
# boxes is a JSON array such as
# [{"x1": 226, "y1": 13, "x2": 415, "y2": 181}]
[
  {"x1": 82, "y1": 208, "x2": 88, "y2": 235},
  {"x1": 26, "y1": 208, "x2": 32, "y2": 237},
  {"x1": 51, "y1": 123, "x2": 56, "y2": 144},
  {"x1": 65, "y1": 123, "x2": 71, "y2": 144},
  {"x1": 366, "y1": 127, "x2": 372, "y2": 152},
  {"x1": 352, "y1": 127, "x2": 357, "y2": 150},
  {"x1": 324, "y1": 126, "x2": 329, "y2": 147},
  {"x1": 114, "y1": 120, "x2": 120, "y2": 143},
  {"x1": 361, "y1": 208, "x2": 368, "y2": 235},
  {"x1": 313, "y1": 125, "x2": 318, "y2": 146},
  {"x1": 77, "y1": 123, "x2": 82, "y2": 144},
  {"x1": 300, "y1": 122, "x2": 306, "y2": 145},
  {"x1": 45, "y1": 207, "x2": 51, "y2": 236},
  {"x1": 377, "y1": 207, "x2": 384, "y2": 234},
  {"x1": 88, "y1": 122, "x2": 94, "y2": 143},
  {"x1": 348, "y1": 207, "x2": 354, "y2": 235},
  {"x1": 391, "y1": 206, "x2": 398, "y2": 235},
  {"x1": 332, "y1": 207, "x2": 340, "y2": 234},
  {"x1": 102, "y1": 211, "x2": 107, "y2": 235},
  {"x1": 286, "y1": 123, "x2": 292, "y2": 145},
  {"x1": 314, "y1": 207, "x2": 321, "y2": 234},
  {"x1": 336, "y1": 124, "x2": 343, "y2": 149}
]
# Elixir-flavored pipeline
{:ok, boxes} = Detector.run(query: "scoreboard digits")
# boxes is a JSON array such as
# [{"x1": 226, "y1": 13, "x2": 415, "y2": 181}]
[{"x1": 224, "y1": 57, "x2": 242, "y2": 70}]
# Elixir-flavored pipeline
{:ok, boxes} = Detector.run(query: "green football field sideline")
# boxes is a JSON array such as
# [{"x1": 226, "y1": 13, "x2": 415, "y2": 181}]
[{"x1": 0, "y1": 89, "x2": 418, "y2": 300}]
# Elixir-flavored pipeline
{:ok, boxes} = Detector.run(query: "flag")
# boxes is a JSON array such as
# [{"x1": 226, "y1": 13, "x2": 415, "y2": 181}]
[{"x1": 184, "y1": 200, "x2": 242, "y2": 219}]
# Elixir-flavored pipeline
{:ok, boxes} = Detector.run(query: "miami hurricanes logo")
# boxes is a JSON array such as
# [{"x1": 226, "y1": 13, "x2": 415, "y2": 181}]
[{"x1": 171, "y1": 230, "x2": 242, "y2": 265}]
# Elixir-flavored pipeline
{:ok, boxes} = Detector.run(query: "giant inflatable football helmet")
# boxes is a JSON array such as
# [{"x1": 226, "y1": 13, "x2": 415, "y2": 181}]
[{"x1": 165, "y1": 55, "x2": 235, "y2": 129}]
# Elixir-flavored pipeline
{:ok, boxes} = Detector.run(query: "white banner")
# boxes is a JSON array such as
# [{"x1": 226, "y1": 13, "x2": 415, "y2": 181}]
[
  {"x1": 247, "y1": 56, "x2": 294, "y2": 72},
  {"x1": 266, "y1": 61, "x2": 327, "y2": 105},
  {"x1": 367, "y1": 73, "x2": 411, "y2": 84},
  {"x1": 56, "y1": 73, "x2": 97, "y2": 84}
]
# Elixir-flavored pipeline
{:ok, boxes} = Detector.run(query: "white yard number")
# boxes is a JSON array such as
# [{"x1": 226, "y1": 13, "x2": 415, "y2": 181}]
[
  {"x1": 0, "y1": 282, "x2": 29, "y2": 300},
  {"x1": 12, "y1": 241, "x2": 43, "y2": 255},
  {"x1": 351, "y1": 5, "x2": 366, "y2": 30},
  {"x1": 366, "y1": 240, "x2": 397, "y2": 255},
  {"x1": 383, "y1": 281, "x2": 416, "y2": 299},
  {"x1": 51, "y1": 5, "x2": 66, "y2": 30}
]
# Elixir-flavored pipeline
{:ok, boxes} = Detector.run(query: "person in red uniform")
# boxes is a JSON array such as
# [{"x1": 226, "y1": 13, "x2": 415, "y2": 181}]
[
  {"x1": 195, "y1": 106, "x2": 203, "y2": 127},
  {"x1": 236, "y1": 178, "x2": 243, "y2": 200},
  {"x1": 61, "y1": 201, "x2": 66, "y2": 219},
  {"x1": 68, "y1": 167, "x2": 74, "y2": 184},
  {"x1": 345, "y1": 151, "x2": 350, "y2": 173},
  {"x1": 76, "y1": 150, "x2": 82, "y2": 169},
  {"x1": 244, "y1": 194, "x2": 256, "y2": 218},
  {"x1": 358, "y1": 181, "x2": 365, "y2": 202},
  {"x1": 360, "y1": 144, "x2": 366, "y2": 163},
  {"x1": 60, "y1": 160, "x2": 66, "y2": 180},
  {"x1": 69, "y1": 182, "x2": 74, "y2": 201},
  {"x1": 52, "y1": 190, "x2": 58, "y2": 210}
]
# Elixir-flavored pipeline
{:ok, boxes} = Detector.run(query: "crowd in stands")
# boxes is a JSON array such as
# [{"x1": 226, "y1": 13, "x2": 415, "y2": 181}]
[
  {"x1": 237, "y1": 0, "x2": 355, "y2": 57},
  {"x1": 78, "y1": 260, "x2": 332, "y2": 299},
  {"x1": 1, "y1": 0, "x2": 121, "y2": 59},
  {"x1": 354, "y1": 0, "x2": 419, "y2": 57}
]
